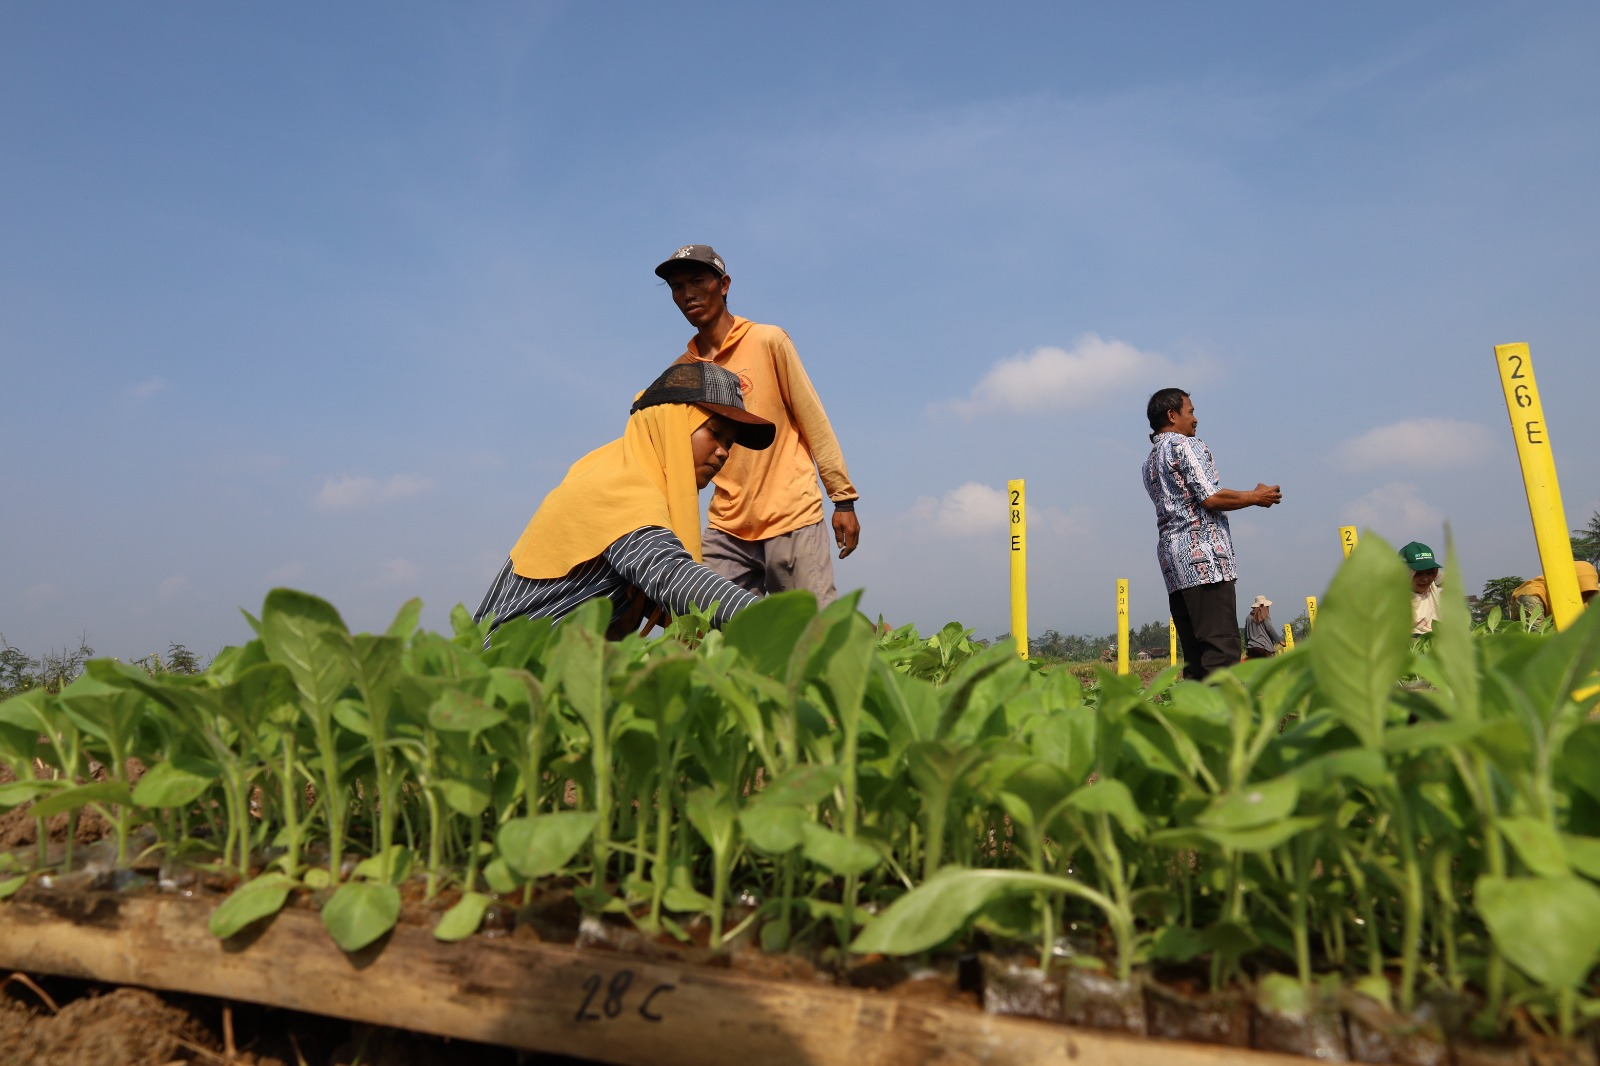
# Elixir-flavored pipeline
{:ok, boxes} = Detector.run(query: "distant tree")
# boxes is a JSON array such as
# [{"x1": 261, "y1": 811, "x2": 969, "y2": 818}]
[
  {"x1": 165, "y1": 642, "x2": 203, "y2": 675},
  {"x1": 1475, "y1": 576, "x2": 1526, "y2": 625},
  {"x1": 1287, "y1": 612, "x2": 1311, "y2": 643},
  {"x1": 0, "y1": 635, "x2": 39, "y2": 699},
  {"x1": 1573, "y1": 509, "x2": 1600, "y2": 568},
  {"x1": 37, "y1": 633, "x2": 94, "y2": 693}
]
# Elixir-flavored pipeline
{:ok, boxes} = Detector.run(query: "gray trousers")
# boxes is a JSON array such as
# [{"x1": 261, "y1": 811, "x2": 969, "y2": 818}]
[{"x1": 702, "y1": 520, "x2": 838, "y2": 609}]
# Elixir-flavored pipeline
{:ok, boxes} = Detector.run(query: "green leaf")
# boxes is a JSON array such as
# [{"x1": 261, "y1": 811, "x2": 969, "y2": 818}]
[
  {"x1": 751, "y1": 764, "x2": 843, "y2": 809},
  {"x1": 209, "y1": 873, "x2": 298, "y2": 939},
  {"x1": 352, "y1": 845, "x2": 414, "y2": 885},
  {"x1": 496, "y1": 812, "x2": 599, "y2": 880},
  {"x1": 799, "y1": 822, "x2": 881, "y2": 877},
  {"x1": 685, "y1": 787, "x2": 738, "y2": 854},
  {"x1": 433, "y1": 891, "x2": 491, "y2": 942},
  {"x1": 1195, "y1": 774, "x2": 1299, "y2": 831},
  {"x1": 0, "y1": 875, "x2": 28, "y2": 900},
  {"x1": 258, "y1": 588, "x2": 356, "y2": 718},
  {"x1": 1562, "y1": 834, "x2": 1600, "y2": 881},
  {"x1": 386, "y1": 597, "x2": 423, "y2": 641},
  {"x1": 1308, "y1": 534, "x2": 1412, "y2": 748},
  {"x1": 428, "y1": 689, "x2": 507, "y2": 735},
  {"x1": 0, "y1": 779, "x2": 55, "y2": 810},
  {"x1": 723, "y1": 590, "x2": 818, "y2": 679},
  {"x1": 130, "y1": 757, "x2": 218, "y2": 808},
  {"x1": 1290, "y1": 748, "x2": 1389, "y2": 793},
  {"x1": 1149, "y1": 923, "x2": 1207, "y2": 964},
  {"x1": 1065, "y1": 778, "x2": 1146, "y2": 836},
  {"x1": 30, "y1": 780, "x2": 132, "y2": 819},
  {"x1": 322, "y1": 880, "x2": 402, "y2": 952},
  {"x1": 850, "y1": 866, "x2": 1116, "y2": 955},
  {"x1": 439, "y1": 779, "x2": 492, "y2": 818},
  {"x1": 1476, "y1": 875, "x2": 1600, "y2": 988},
  {"x1": 739, "y1": 805, "x2": 808, "y2": 855},
  {"x1": 1558, "y1": 723, "x2": 1600, "y2": 806},
  {"x1": 663, "y1": 865, "x2": 715, "y2": 913},
  {"x1": 1151, "y1": 815, "x2": 1322, "y2": 853},
  {"x1": 1497, "y1": 818, "x2": 1569, "y2": 878}
]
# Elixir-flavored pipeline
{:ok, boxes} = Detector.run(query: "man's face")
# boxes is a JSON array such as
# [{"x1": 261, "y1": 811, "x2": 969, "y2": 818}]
[
  {"x1": 1168, "y1": 396, "x2": 1198, "y2": 436},
  {"x1": 690, "y1": 415, "x2": 737, "y2": 489},
  {"x1": 1411, "y1": 568, "x2": 1440, "y2": 595},
  {"x1": 664, "y1": 264, "x2": 730, "y2": 329}
]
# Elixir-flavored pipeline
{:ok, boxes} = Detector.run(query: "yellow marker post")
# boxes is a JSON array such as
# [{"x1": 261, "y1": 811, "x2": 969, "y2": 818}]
[
  {"x1": 1009, "y1": 479, "x2": 1028, "y2": 659},
  {"x1": 1495, "y1": 343, "x2": 1583, "y2": 631},
  {"x1": 1339, "y1": 526, "x2": 1359, "y2": 559},
  {"x1": 1283, "y1": 623, "x2": 1295, "y2": 651},
  {"x1": 1306, "y1": 596, "x2": 1318, "y2": 631},
  {"x1": 1169, "y1": 617, "x2": 1178, "y2": 664},
  {"x1": 1116, "y1": 579, "x2": 1130, "y2": 675}
]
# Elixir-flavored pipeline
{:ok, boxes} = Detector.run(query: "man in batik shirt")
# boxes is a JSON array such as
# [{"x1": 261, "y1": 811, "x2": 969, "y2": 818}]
[{"x1": 1141, "y1": 389, "x2": 1282, "y2": 681}]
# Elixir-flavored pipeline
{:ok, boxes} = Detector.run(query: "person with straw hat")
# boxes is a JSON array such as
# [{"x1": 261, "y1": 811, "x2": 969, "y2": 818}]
[
  {"x1": 1244, "y1": 596, "x2": 1280, "y2": 659},
  {"x1": 474, "y1": 363, "x2": 776, "y2": 640}
]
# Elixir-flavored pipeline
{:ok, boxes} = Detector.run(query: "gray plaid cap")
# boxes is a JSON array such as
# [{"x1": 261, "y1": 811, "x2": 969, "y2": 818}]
[{"x1": 632, "y1": 363, "x2": 775, "y2": 451}]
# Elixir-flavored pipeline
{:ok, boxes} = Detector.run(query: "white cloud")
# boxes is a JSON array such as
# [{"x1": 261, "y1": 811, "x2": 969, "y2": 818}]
[
  {"x1": 127, "y1": 377, "x2": 168, "y2": 400},
  {"x1": 377, "y1": 558, "x2": 421, "y2": 586},
  {"x1": 314, "y1": 473, "x2": 435, "y2": 511},
  {"x1": 1337, "y1": 419, "x2": 1497, "y2": 471},
  {"x1": 934, "y1": 333, "x2": 1196, "y2": 419},
  {"x1": 1344, "y1": 483, "x2": 1445, "y2": 539},
  {"x1": 22, "y1": 582, "x2": 61, "y2": 609},
  {"x1": 156, "y1": 575, "x2": 190, "y2": 601},
  {"x1": 266, "y1": 561, "x2": 307, "y2": 585},
  {"x1": 909, "y1": 482, "x2": 1082, "y2": 539}
]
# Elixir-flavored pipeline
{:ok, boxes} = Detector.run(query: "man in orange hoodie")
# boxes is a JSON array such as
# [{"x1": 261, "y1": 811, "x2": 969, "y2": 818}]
[{"x1": 655, "y1": 244, "x2": 860, "y2": 607}]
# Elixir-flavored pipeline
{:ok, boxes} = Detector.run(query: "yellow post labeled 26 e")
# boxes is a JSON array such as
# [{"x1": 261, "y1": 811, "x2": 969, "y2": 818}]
[
  {"x1": 1116, "y1": 579, "x2": 1129, "y2": 675},
  {"x1": 1008, "y1": 479, "x2": 1028, "y2": 659},
  {"x1": 1494, "y1": 344, "x2": 1582, "y2": 630}
]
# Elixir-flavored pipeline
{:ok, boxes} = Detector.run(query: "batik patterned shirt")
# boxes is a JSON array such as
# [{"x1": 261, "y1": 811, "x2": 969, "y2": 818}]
[{"x1": 1142, "y1": 432, "x2": 1237, "y2": 593}]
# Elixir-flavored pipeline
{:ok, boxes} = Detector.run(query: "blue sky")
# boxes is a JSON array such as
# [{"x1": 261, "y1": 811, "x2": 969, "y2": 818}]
[{"x1": 4, "y1": 2, "x2": 1598, "y2": 660}]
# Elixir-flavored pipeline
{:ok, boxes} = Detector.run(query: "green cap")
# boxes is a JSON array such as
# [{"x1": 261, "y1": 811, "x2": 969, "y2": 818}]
[{"x1": 1399, "y1": 541, "x2": 1440, "y2": 571}]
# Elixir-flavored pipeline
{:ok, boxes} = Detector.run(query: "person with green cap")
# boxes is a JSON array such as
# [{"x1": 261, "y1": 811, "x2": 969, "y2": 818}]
[{"x1": 1399, "y1": 541, "x2": 1443, "y2": 635}]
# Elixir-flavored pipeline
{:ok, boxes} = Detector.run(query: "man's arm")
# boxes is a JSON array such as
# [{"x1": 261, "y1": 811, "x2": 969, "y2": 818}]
[
  {"x1": 1202, "y1": 484, "x2": 1282, "y2": 511},
  {"x1": 768, "y1": 329, "x2": 861, "y2": 557}
]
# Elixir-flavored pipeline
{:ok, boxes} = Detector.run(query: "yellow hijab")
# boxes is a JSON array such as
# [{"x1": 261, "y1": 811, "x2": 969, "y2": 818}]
[{"x1": 509, "y1": 403, "x2": 709, "y2": 579}]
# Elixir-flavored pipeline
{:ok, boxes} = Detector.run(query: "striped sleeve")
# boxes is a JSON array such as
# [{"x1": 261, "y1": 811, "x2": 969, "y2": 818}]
[{"x1": 603, "y1": 527, "x2": 760, "y2": 627}]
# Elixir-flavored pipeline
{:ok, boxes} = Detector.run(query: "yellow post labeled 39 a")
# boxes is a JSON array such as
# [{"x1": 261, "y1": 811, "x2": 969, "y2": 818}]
[
  {"x1": 1116, "y1": 579, "x2": 1129, "y2": 676},
  {"x1": 1009, "y1": 479, "x2": 1028, "y2": 659}
]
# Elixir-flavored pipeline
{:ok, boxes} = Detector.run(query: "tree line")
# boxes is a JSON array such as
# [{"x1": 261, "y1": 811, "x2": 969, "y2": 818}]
[{"x1": 0, "y1": 634, "x2": 203, "y2": 700}]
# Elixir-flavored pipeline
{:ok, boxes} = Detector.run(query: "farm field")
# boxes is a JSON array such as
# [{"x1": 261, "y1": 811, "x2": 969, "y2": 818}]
[{"x1": 5, "y1": 536, "x2": 1600, "y2": 1065}]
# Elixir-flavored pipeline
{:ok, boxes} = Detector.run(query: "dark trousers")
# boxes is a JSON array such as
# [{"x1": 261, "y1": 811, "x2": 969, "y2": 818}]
[{"x1": 1169, "y1": 580, "x2": 1240, "y2": 682}]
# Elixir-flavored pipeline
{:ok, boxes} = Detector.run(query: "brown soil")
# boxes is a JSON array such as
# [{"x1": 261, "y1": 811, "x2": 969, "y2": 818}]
[
  {"x1": 0, "y1": 973, "x2": 593, "y2": 1066},
  {"x1": 0, "y1": 762, "x2": 124, "y2": 855}
]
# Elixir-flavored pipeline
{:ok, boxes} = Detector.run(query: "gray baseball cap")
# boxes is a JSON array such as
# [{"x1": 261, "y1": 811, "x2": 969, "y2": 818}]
[
  {"x1": 654, "y1": 244, "x2": 727, "y2": 279},
  {"x1": 632, "y1": 362, "x2": 774, "y2": 451}
]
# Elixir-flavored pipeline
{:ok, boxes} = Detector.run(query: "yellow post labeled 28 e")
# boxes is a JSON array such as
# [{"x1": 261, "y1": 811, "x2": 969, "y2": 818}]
[
  {"x1": 1116, "y1": 579, "x2": 1129, "y2": 675},
  {"x1": 1008, "y1": 479, "x2": 1028, "y2": 659},
  {"x1": 1495, "y1": 344, "x2": 1583, "y2": 630}
]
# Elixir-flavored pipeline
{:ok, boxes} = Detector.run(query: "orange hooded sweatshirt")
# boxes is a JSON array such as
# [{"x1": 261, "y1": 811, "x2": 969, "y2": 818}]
[{"x1": 675, "y1": 317, "x2": 857, "y2": 541}]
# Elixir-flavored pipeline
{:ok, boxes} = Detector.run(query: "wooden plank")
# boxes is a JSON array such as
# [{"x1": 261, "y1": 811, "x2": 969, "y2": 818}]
[{"x1": 0, "y1": 889, "x2": 1307, "y2": 1066}]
